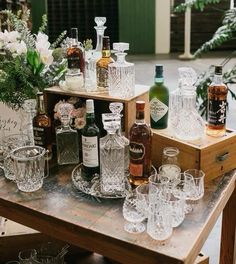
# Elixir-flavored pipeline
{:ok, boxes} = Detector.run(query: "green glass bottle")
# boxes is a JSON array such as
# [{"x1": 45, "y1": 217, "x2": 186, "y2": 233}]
[
  {"x1": 149, "y1": 64, "x2": 169, "y2": 129},
  {"x1": 81, "y1": 99, "x2": 100, "y2": 181}
]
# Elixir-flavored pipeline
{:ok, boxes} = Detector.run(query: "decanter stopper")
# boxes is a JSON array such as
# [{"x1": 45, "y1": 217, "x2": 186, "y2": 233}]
[
  {"x1": 58, "y1": 102, "x2": 74, "y2": 126},
  {"x1": 109, "y1": 102, "x2": 123, "y2": 116},
  {"x1": 95, "y1": 17, "x2": 106, "y2": 27},
  {"x1": 113, "y1": 42, "x2": 129, "y2": 53}
]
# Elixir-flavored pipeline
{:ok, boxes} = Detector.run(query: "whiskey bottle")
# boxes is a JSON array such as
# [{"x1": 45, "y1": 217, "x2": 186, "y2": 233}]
[
  {"x1": 96, "y1": 36, "x2": 114, "y2": 92},
  {"x1": 149, "y1": 64, "x2": 169, "y2": 129},
  {"x1": 56, "y1": 102, "x2": 80, "y2": 165},
  {"x1": 129, "y1": 101, "x2": 152, "y2": 186},
  {"x1": 33, "y1": 92, "x2": 52, "y2": 159},
  {"x1": 81, "y1": 99, "x2": 100, "y2": 181},
  {"x1": 207, "y1": 65, "x2": 228, "y2": 137},
  {"x1": 67, "y1": 28, "x2": 85, "y2": 74}
]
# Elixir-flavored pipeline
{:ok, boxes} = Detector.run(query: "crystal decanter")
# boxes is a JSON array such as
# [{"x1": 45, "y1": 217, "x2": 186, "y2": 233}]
[
  {"x1": 100, "y1": 113, "x2": 126, "y2": 196},
  {"x1": 108, "y1": 42, "x2": 135, "y2": 98},
  {"x1": 85, "y1": 17, "x2": 107, "y2": 92},
  {"x1": 174, "y1": 67, "x2": 205, "y2": 141},
  {"x1": 56, "y1": 102, "x2": 80, "y2": 165},
  {"x1": 109, "y1": 102, "x2": 129, "y2": 173}
]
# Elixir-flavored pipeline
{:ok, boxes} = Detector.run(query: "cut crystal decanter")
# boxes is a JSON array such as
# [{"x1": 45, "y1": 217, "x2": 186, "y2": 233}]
[
  {"x1": 100, "y1": 113, "x2": 126, "y2": 196},
  {"x1": 108, "y1": 42, "x2": 135, "y2": 98},
  {"x1": 174, "y1": 67, "x2": 205, "y2": 141},
  {"x1": 109, "y1": 102, "x2": 129, "y2": 173},
  {"x1": 56, "y1": 102, "x2": 80, "y2": 165},
  {"x1": 85, "y1": 17, "x2": 107, "y2": 92}
]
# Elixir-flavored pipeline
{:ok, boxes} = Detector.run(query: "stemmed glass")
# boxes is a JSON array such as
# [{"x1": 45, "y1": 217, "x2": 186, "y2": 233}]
[{"x1": 122, "y1": 190, "x2": 146, "y2": 233}]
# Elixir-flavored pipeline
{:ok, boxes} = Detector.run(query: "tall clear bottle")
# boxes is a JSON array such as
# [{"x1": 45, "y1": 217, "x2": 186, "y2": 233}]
[
  {"x1": 149, "y1": 65, "x2": 169, "y2": 129},
  {"x1": 100, "y1": 113, "x2": 125, "y2": 195},
  {"x1": 86, "y1": 17, "x2": 107, "y2": 92},
  {"x1": 56, "y1": 102, "x2": 80, "y2": 165},
  {"x1": 108, "y1": 43, "x2": 135, "y2": 98},
  {"x1": 81, "y1": 99, "x2": 100, "y2": 181},
  {"x1": 109, "y1": 102, "x2": 129, "y2": 173},
  {"x1": 207, "y1": 65, "x2": 228, "y2": 137},
  {"x1": 96, "y1": 36, "x2": 114, "y2": 93},
  {"x1": 129, "y1": 101, "x2": 152, "y2": 186}
]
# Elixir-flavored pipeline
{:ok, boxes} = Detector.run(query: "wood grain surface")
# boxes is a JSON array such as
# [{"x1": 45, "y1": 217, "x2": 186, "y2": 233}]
[{"x1": 0, "y1": 165, "x2": 235, "y2": 264}]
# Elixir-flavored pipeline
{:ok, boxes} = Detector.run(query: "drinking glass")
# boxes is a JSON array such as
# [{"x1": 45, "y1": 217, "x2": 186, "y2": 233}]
[
  {"x1": 172, "y1": 172, "x2": 195, "y2": 214},
  {"x1": 18, "y1": 249, "x2": 37, "y2": 264},
  {"x1": 162, "y1": 147, "x2": 180, "y2": 167},
  {"x1": 158, "y1": 164, "x2": 181, "y2": 185},
  {"x1": 11, "y1": 146, "x2": 48, "y2": 192},
  {"x1": 159, "y1": 190, "x2": 185, "y2": 228},
  {"x1": 0, "y1": 134, "x2": 29, "y2": 180},
  {"x1": 184, "y1": 169, "x2": 205, "y2": 201},
  {"x1": 122, "y1": 190, "x2": 146, "y2": 233},
  {"x1": 148, "y1": 173, "x2": 169, "y2": 194},
  {"x1": 147, "y1": 196, "x2": 173, "y2": 241}
]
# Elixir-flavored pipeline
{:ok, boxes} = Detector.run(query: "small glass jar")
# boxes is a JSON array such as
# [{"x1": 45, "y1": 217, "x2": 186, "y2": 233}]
[
  {"x1": 65, "y1": 69, "x2": 84, "y2": 91},
  {"x1": 162, "y1": 147, "x2": 180, "y2": 167}
]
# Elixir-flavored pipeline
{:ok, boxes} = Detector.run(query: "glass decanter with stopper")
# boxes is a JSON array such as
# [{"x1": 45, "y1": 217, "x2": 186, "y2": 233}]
[
  {"x1": 108, "y1": 42, "x2": 135, "y2": 98},
  {"x1": 100, "y1": 113, "x2": 126, "y2": 196},
  {"x1": 56, "y1": 102, "x2": 80, "y2": 165},
  {"x1": 109, "y1": 102, "x2": 129, "y2": 173},
  {"x1": 86, "y1": 17, "x2": 107, "y2": 92},
  {"x1": 174, "y1": 68, "x2": 205, "y2": 141}
]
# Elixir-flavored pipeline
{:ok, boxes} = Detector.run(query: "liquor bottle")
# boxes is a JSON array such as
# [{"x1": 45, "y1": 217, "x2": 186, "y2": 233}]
[
  {"x1": 81, "y1": 99, "x2": 100, "y2": 180},
  {"x1": 149, "y1": 64, "x2": 169, "y2": 129},
  {"x1": 67, "y1": 28, "x2": 85, "y2": 74},
  {"x1": 100, "y1": 113, "x2": 125, "y2": 195},
  {"x1": 129, "y1": 101, "x2": 152, "y2": 186},
  {"x1": 108, "y1": 42, "x2": 135, "y2": 98},
  {"x1": 207, "y1": 65, "x2": 228, "y2": 137},
  {"x1": 96, "y1": 36, "x2": 114, "y2": 92},
  {"x1": 86, "y1": 17, "x2": 107, "y2": 92},
  {"x1": 56, "y1": 102, "x2": 80, "y2": 165},
  {"x1": 33, "y1": 92, "x2": 52, "y2": 159}
]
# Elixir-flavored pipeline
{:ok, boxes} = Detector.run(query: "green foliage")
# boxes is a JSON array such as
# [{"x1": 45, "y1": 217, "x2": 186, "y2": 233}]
[
  {"x1": 194, "y1": 8, "x2": 236, "y2": 57},
  {"x1": 51, "y1": 30, "x2": 67, "y2": 49},
  {"x1": 175, "y1": 0, "x2": 221, "y2": 12},
  {"x1": 83, "y1": 39, "x2": 93, "y2": 51},
  {"x1": 38, "y1": 14, "x2": 48, "y2": 33}
]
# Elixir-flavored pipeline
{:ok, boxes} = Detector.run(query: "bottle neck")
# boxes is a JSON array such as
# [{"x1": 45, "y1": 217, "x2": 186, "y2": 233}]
[
  {"x1": 182, "y1": 92, "x2": 196, "y2": 110},
  {"x1": 213, "y1": 74, "x2": 223, "y2": 85},
  {"x1": 95, "y1": 26, "x2": 106, "y2": 51},
  {"x1": 37, "y1": 96, "x2": 45, "y2": 114},
  {"x1": 102, "y1": 49, "x2": 111, "y2": 58},
  {"x1": 86, "y1": 112, "x2": 95, "y2": 125},
  {"x1": 155, "y1": 76, "x2": 164, "y2": 84},
  {"x1": 135, "y1": 111, "x2": 145, "y2": 124},
  {"x1": 116, "y1": 52, "x2": 126, "y2": 63}
]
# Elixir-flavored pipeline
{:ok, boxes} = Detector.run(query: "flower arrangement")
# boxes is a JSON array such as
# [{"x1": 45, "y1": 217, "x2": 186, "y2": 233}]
[{"x1": 0, "y1": 9, "x2": 67, "y2": 109}]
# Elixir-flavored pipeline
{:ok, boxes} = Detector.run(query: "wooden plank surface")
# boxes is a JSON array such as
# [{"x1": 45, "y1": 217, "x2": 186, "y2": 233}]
[{"x1": 0, "y1": 165, "x2": 235, "y2": 264}]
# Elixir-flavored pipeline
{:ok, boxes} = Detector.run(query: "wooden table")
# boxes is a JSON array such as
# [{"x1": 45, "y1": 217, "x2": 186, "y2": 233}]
[{"x1": 0, "y1": 165, "x2": 235, "y2": 264}]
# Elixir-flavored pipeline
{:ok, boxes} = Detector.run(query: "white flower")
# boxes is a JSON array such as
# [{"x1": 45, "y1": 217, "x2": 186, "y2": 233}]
[
  {"x1": 6, "y1": 42, "x2": 18, "y2": 53},
  {"x1": 36, "y1": 32, "x2": 49, "y2": 43},
  {"x1": 39, "y1": 48, "x2": 54, "y2": 65},
  {"x1": 35, "y1": 32, "x2": 50, "y2": 53},
  {"x1": 16, "y1": 40, "x2": 27, "y2": 55},
  {"x1": 7, "y1": 31, "x2": 20, "y2": 43}
]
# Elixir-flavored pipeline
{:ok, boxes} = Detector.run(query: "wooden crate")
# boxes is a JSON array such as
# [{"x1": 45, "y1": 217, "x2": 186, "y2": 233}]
[
  {"x1": 152, "y1": 127, "x2": 236, "y2": 182},
  {"x1": 44, "y1": 85, "x2": 149, "y2": 138}
]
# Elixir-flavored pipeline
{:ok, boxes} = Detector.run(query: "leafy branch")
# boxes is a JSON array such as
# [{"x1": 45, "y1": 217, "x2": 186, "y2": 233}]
[{"x1": 175, "y1": 0, "x2": 221, "y2": 12}]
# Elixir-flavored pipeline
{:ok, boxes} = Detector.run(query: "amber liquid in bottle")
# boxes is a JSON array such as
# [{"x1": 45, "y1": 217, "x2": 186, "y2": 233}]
[
  {"x1": 96, "y1": 36, "x2": 114, "y2": 92},
  {"x1": 33, "y1": 92, "x2": 52, "y2": 159},
  {"x1": 129, "y1": 101, "x2": 152, "y2": 186},
  {"x1": 67, "y1": 28, "x2": 85, "y2": 73},
  {"x1": 206, "y1": 66, "x2": 228, "y2": 137}
]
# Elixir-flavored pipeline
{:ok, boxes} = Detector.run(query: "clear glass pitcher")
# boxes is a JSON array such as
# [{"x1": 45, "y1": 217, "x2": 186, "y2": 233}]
[{"x1": 11, "y1": 146, "x2": 49, "y2": 192}]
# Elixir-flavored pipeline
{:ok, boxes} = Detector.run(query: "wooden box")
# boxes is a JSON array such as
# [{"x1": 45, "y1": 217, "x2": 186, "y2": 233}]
[
  {"x1": 152, "y1": 128, "x2": 236, "y2": 182},
  {"x1": 44, "y1": 85, "x2": 149, "y2": 137}
]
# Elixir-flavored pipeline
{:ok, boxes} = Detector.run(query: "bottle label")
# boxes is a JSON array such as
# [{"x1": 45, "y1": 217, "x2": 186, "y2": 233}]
[
  {"x1": 129, "y1": 163, "x2": 143, "y2": 177},
  {"x1": 129, "y1": 142, "x2": 145, "y2": 160},
  {"x1": 208, "y1": 99, "x2": 227, "y2": 125},
  {"x1": 97, "y1": 66, "x2": 108, "y2": 88},
  {"x1": 150, "y1": 98, "x2": 168, "y2": 122},
  {"x1": 68, "y1": 57, "x2": 80, "y2": 69},
  {"x1": 33, "y1": 126, "x2": 47, "y2": 147},
  {"x1": 82, "y1": 136, "x2": 99, "y2": 167}
]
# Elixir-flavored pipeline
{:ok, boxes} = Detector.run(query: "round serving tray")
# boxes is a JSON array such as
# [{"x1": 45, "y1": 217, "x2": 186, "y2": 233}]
[{"x1": 71, "y1": 164, "x2": 132, "y2": 199}]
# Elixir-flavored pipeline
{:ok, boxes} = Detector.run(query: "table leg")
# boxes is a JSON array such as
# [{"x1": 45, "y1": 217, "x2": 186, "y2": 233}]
[{"x1": 220, "y1": 184, "x2": 236, "y2": 264}]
